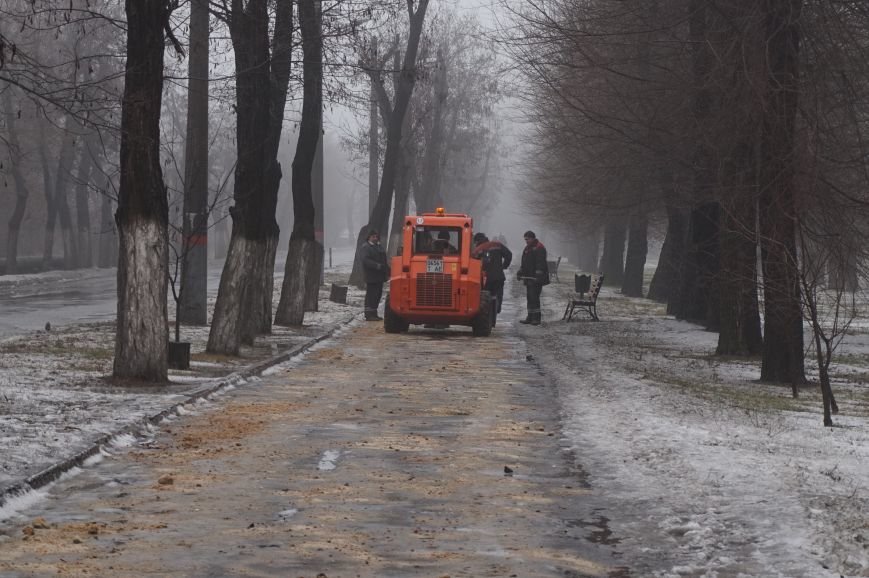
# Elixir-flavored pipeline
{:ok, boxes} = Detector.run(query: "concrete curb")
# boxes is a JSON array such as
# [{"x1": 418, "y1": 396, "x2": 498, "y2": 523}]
[{"x1": 0, "y1": 314, "x2": 357, "y2": 509}]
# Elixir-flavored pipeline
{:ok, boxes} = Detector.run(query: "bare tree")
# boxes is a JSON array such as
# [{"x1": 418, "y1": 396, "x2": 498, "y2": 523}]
[
  {"x1": 179, "y1": 0, "x2": 210, "y2": 326},
  {"x1": 2, "y1": 87, "x2": 31, "y2": 275},
  {"x1": 113, "y1": 0, "x2": 176, "y2": 382},
  {"x1": 275, "y1": 0, "x2": 323, "y2": 326},
  {"x1": 207, "y1": 0, "x2": 293, "y2": 355},
  {"x1": 349, "y1": 0, "x2": 430, "y2": 286}
]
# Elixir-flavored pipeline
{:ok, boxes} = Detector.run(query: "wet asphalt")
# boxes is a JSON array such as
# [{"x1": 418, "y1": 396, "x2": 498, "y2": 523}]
[{"x1": 0, "y1": 310, "x2": 628, "y2": 577}]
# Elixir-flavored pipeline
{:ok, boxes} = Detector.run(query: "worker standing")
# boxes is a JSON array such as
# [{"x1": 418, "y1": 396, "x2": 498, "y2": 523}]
[
  {"x1": 517, "y1": 230, "x2": 549, "y2": 325},
  {"x1": 472, "y1": 232, "x2": 512, "y2": 326},
  {"x1": 360, "y1": 229, "x2": 390, "y2": 321}
]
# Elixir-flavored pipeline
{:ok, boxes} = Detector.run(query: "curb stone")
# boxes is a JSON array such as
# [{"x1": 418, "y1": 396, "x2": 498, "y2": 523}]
[{"x1": 0, "y1": 313, "x2": 357, "y2": 510}]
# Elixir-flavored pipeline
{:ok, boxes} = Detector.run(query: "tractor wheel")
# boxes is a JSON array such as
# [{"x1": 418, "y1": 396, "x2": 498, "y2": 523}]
[
  {"x1": 383, "y1": 295, "x2": 409, "y2": 333},
  {"x1": 472, "y1": 291, "x2": 493, "y2": 337}
]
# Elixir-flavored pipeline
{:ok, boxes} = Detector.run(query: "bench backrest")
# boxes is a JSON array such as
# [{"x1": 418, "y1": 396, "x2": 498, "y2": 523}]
[{"x1": 590, "y1": 274, "x2": 604, "y2": 299}]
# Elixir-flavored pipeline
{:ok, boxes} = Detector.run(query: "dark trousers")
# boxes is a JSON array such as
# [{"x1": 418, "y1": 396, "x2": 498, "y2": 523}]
[
  {"x1": 365, "y1": 282, "x2": 384, "y2": 317},
  {"x1": 485, "y1": 279, "x2": 505, "y2": 313},
  {"x1": 525, "y1": 282, "x2": 543, "y2": 316}
]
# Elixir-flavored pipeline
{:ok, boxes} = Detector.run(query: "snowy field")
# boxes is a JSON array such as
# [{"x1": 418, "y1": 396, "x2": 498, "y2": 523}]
[{"x1": 523, "y1": 271, "x2": 869, "y2": 577}]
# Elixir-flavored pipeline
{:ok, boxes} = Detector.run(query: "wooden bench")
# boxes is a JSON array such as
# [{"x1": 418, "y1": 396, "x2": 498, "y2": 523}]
[
  {"x1": 563, "y1": 273, "x2": 604, "y2": 321},
  {"x1": 547, "y1": 256, "x2": 562, "y2": 282}
]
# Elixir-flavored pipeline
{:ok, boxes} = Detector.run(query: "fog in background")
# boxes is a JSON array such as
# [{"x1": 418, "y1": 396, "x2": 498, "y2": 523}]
[{"x1": 0, "y1": 0, "x2": 555, "y2": 273}]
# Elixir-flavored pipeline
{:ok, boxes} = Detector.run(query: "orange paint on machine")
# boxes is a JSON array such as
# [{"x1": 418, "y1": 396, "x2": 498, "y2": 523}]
[{"x1": 384, "y1": 211, "x2": 494, "y2": 336}]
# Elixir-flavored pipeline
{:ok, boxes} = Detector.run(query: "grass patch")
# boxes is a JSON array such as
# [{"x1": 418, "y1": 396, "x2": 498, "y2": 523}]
[
  {"x1": 648, "y1": 371, "x2": 812, "y2": 414},
  {"x1": 829, "y1": 353, "x2": 869, "y2": 367}
]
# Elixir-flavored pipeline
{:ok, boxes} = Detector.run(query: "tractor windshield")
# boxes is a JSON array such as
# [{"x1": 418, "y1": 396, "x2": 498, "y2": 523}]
[{"x1": 413, "y1": 226, "x2": 462, "y2": 256}]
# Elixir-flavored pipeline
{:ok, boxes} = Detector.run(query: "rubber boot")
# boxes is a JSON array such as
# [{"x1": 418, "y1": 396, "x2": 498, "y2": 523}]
[{"x1": 529, "y1": 312, "x2": 541, "y2": 326}]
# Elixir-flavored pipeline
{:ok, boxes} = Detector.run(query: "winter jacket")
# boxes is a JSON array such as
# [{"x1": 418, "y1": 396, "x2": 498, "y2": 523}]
[
  {"x1": 518, "y1": 239, "x2": 550, "y2": 286},
  {"x1": 472, "y1": 241, "x2": 513, "y2": 283},
  {"x1": 360, "y1": 241, "x2": 390, "y2": 284}
]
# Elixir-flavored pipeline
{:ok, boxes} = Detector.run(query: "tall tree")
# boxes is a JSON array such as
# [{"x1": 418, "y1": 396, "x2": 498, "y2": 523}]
[
  {"x1": 349, "y1": 0, "x2": 430, "y2": 286},
  {"x1": 208, "y1": 0, "x2": 293, "y2": 354},
  {"x1": 3, "y1": 88, "x2": 30, "y2": 275},
  {"x1": 368, "y1": 37, "x2": 379, "y2": 218},
  {"x1": 179, "y1": 0, "x2": 210, "y2": 325},
  {"x1": 758, "y1": 0, "x2": 805, "y2": 387},
  {"x1": 275, "y1": 0, "x2": 323, "y2": 326},
  {"x1": 113, "y1": 0, "x2": 173, "y2": 382}
]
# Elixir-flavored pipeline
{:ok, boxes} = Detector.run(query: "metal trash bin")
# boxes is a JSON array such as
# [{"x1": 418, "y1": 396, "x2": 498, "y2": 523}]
[{"x1": 574, "y1": 273, "x2": 591, "y2": 297}]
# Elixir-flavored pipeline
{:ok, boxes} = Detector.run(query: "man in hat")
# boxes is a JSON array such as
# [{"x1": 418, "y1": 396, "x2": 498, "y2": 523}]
[
  {"x1": 360, "y1": 229, "x2": 390, "y2": 320},
  {"x1": 517, "y1": 230, "x2": 549, "y2": 325},
  {"x1": 472, "y1": 232, "x2": 512, "y2": 325}
]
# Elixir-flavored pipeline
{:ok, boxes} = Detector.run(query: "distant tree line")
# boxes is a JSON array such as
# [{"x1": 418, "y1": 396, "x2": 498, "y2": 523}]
[{"x1": 504, "y1": 0, "x2": 869, "y2": 424}]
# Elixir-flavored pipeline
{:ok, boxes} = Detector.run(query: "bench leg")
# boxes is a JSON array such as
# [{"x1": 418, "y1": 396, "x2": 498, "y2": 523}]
[{"x1": 565, "y1": 302, "x2": 576, "y2": 321}]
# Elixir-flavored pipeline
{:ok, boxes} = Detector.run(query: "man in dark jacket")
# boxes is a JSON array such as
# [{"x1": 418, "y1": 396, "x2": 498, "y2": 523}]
[
  {"x1": 360, "y1": 229, "x2": 390, "y2": 320},
  {"x1": 517, "y1": 230, "x2": 549, "y2": 325},
  {"x1": 472, "y1": 232, "x2": 512, "y2": 324}
]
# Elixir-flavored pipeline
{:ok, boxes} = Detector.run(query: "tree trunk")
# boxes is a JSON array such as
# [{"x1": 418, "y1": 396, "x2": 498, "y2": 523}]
[
  {"x1": 674, "y1": 202, "x2": 719, "y2": 327},
  {"x1": 368, "y1": 37, "x2": 380, "y2": 218},
  {"x1": 74, "y1": 142, "x2": 95, "y2": 268},
  {"x1": 717, "y1": 207, "x2": 762, "y2": 356},
  {"x1": 599, "y1": 220, "x2": 626, "y2": 286},
  {"x1": 759, "y1": 0, "x2": 805, "y2": 387},
  {"x1": 210, "y1": 227, "x2": 256, "y2": 355},
  {"x1": 97, "y1": 180, "x2": 118, "y2": 269},
  {"x1": 113, "y1": 0, "x2": 171, "y2": 382},
  {"x1": 674, "y1": 0, "x2": 719, "y2": 328},
  {"x1": 210, "y1": 0, "x2": 290, "y2": 350},
  {"x1": 39, "y1": 128, "x2": 59, "y2": 270},
  {"x1": 388, "y1": 151, "x2": 412, "y2": 256},
  {"x1": 622, "y1": 213, "x2": 648, "y2": 297},
  {"x1": 717, "y1": 131, "x2": 762, "y2": 356},
  {"x1": 275, "y1": 239, "x2": 314, "y2": 326},
  {"x1": 304, "y1": 242, "x2": 324, "y2": 311},
  {"x1": 47, "y1": 121, "x2": 80, "y2": 270},
  {"x1": 350, "y1": 0, "x2": 430, "y2": 285},
  {"x1": 57, "y1": 166, "x2": 79, "y2": 270},
  {"x1": 648, "y1": 206, "x2": 686, "y2": 304},
  {"x1": 418, "y1": 45, "x2": 448, "y2": 213},
  {"x1": 179, "y1": 0, "x2": 210, "y2": 326},
  {"x1": 4, "y1": 89, "x2": 30, "y2": 276},
  {"x1": 388, "y1": 99, "x2": 415, "y2": 257},
  {"x1": 275, "y1": 0, "x2": 321, "y2": 326}
]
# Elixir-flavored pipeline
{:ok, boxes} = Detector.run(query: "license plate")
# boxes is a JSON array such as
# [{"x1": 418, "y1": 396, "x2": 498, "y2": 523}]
[{"x1": 426, "y1": 258, "x2": 443, "y2": 273}]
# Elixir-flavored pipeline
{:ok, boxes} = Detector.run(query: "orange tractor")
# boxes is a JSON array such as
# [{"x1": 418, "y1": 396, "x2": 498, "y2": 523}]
[{"x1": 384, "y1": 209, "x2": 494, "y2": 336}]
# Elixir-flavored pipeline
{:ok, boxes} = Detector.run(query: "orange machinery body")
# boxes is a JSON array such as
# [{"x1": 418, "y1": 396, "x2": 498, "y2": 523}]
[{"x1": 388, "y1": 212, "x2": 484, "y2": 326}]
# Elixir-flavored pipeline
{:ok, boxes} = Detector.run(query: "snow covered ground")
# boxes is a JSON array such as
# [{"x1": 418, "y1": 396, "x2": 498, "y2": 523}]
[
  {"x1": 0, "y1": 249, "x2": 360, "y2": 497},
  {"x1": 1, "y1": 250, "x2": 867, "y2": 576},
  {"x1": 522, "y1": 274, "x2": 869, "y2": 577}
]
